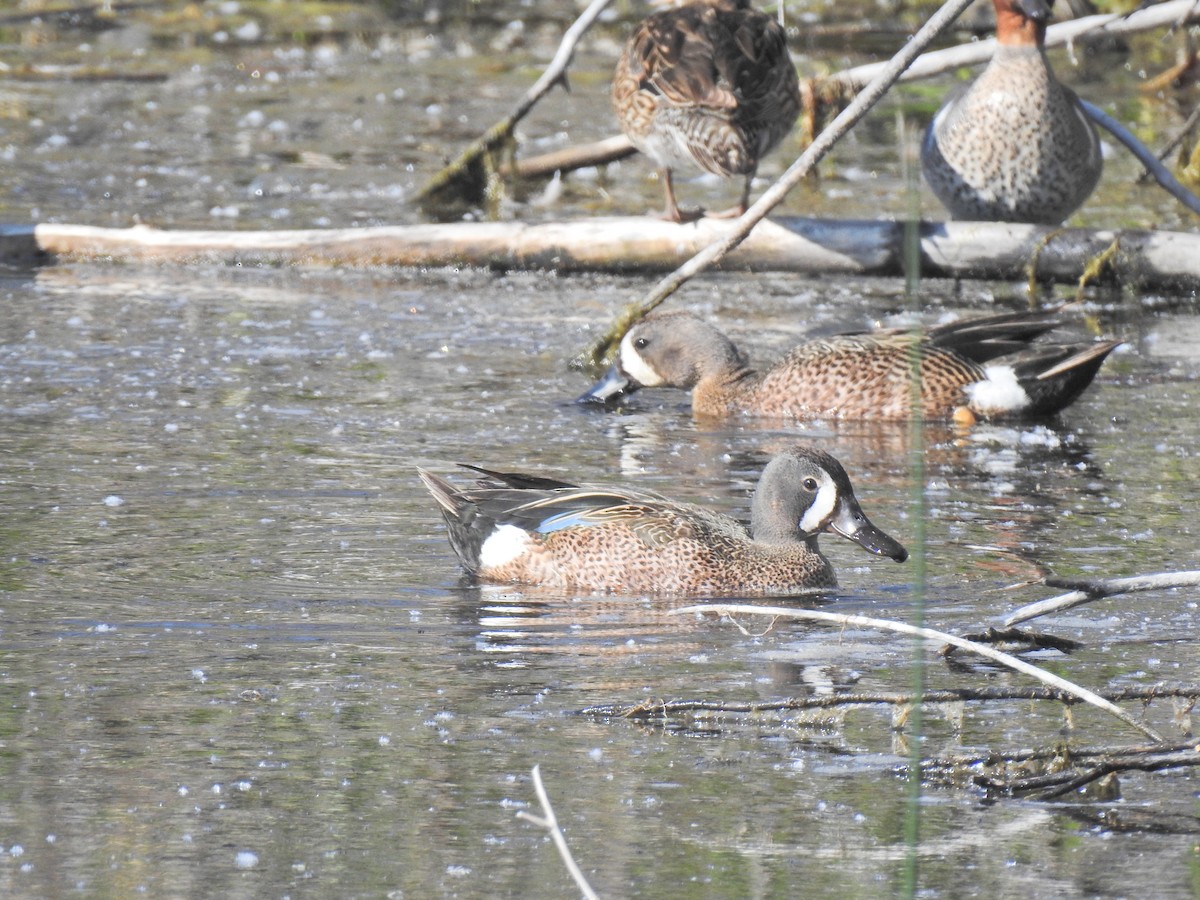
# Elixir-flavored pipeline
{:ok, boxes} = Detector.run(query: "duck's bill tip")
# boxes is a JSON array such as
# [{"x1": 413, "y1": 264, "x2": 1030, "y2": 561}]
[
  {"x1": 850, "y1": 524, "x2": 908, "y2": 562},
  {"x1": 576, "y1": 364, "x2": 636, "y2": 406},
  {"x1": 830, "y1": 500, "x2": 908, "y2": 562},
  {"x1": 835, "y1": 518, "x2": 907, "y2": 561}
]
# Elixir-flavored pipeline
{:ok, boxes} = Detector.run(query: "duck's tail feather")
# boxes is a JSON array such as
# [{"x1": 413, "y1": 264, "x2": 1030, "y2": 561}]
[
  {"x1": 418, "y1": 468, "x2": 492, "y2": 574},
  {"x1": 927, "y1": 310, "x2": 1063, "y2": 364},
  {"x1": 1015, "y1": 340, "x2": 1122, "y2": 417}
]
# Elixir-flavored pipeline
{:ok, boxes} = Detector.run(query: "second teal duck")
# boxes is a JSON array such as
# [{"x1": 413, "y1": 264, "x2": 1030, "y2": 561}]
[{"x1": 578, "y1": 309, "x2": 1121, "y2": 421}]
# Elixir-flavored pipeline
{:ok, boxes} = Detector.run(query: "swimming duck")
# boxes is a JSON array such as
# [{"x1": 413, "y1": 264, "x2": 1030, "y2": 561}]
[
  {"x1": 921, "y1": 0, "x2": 1102, "y2": 223},
  {"x1": 612, "y1": 0, "x2": 801, "y2": 223},
  {"x1": 418, "y1": 446, "x2": 907, "y2": 594},
  {"x1": 578, "y1": 309, "x2": 1120, "y2": 421}
]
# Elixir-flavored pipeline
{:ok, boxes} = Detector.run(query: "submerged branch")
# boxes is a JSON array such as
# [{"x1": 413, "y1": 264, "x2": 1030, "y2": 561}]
[
  {"x1": 1004, "y1": 570, "x2": 1200, "y2": 626},
  {"x1": 669, "y1": 604, "x2": 1164, "y2": 742},
  {"x1": 971, "y1": 743, "x2": 1200, "y2": 800},
  {"x1": 580, "y1": 685, "x2": 1200, "y2": 719}
]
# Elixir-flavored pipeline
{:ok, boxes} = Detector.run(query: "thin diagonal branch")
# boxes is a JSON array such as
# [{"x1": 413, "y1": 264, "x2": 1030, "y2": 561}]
[
  {"x1": 417, "y1": 0, "x2": 615, "y2": 203},
  {"x1": 516, "y1": 765, "x2": 599, "y2": 900}
]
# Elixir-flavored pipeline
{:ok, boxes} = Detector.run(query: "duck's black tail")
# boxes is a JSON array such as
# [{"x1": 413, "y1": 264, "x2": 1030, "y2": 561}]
[
  {"x1": 1014, "y1": 340, "x2": 1123, "y2": 417},
  {"x1": 418, "y1": 468, "x2": 490, "y2": 575}
]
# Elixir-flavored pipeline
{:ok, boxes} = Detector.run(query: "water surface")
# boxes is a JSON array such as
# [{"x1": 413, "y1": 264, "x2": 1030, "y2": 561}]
[{"x1": 1, "y1": 3, "x2": 1199, "y2": 898}]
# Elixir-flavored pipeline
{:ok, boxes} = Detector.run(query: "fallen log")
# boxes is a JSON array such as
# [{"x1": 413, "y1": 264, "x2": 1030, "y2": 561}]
[{"x1": 6, "y1": 218, "x2": 1199, "y2": 291}]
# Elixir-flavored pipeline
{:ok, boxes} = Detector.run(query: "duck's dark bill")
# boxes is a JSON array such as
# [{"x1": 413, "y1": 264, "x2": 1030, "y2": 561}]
[
  {"x1": 830, "y1": 499, "x2": 908, "y2": 562},
  {"x1": 576, "y1": 364, "x2": 638, "y2": 405},
  {"x1": 846, "y1": 522, "x2": 909, "y2": 563}
]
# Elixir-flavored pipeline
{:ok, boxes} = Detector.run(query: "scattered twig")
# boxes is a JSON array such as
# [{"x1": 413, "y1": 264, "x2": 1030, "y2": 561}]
[
  {"x1": 416, "y1": 0, "x2": 615, "y2": 206},
  {"x1": 1003, "y1": 570, "x2": 1200, "y2": 626},
  {"x1": 668, "y1": 604, "x2": 1164, "y2": 742},
  {"x1": 571, "y1": 0, "x2": 979, "y2": 371},
  {"x1": 515, "y1": 765, "x2": 600, "y2": 900},
  {"x1": 580, "y1": 684, "x2": 1200, "y2": 720}
]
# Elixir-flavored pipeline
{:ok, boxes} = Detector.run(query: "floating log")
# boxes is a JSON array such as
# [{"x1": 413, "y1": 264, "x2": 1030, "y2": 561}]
[{"x1": 5, "y1": 218, "x2": 1199, "y2": 291}]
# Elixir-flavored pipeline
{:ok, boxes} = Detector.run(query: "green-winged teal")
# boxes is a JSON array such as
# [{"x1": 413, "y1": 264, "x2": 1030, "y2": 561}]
[
  {"x1": 418, "y1": 446, "x2": 907, "y2": 594},
  {"x1": 578, "y1": 309, "x2": 1121, "y2": 422},
  {"x1": 921, "y1": 0, "x2": 1102, "y2": 223},
  {"x1": 612, "y1": 0, "x2": 800, "y2": 223}
]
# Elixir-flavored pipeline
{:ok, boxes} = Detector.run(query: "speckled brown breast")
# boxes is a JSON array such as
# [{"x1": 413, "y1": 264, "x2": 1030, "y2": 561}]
[
  {"x1": 611, "y1": 0, "x2": 800, "y2": 178},
  {"x1": 922, "y1": 45, "x2": 1101, "y2": 224}
]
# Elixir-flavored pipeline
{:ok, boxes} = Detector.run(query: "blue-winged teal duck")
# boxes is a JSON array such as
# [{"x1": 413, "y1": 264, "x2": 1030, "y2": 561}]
[
  {"x1": 612, "y1": 0, "x2": 800, "y2": 223},
  {"x1": 578, "y1": 310, "x2": 1120, "y2": 422},
  {"x1": 418, "y1": 446, "x2": 907, "y2": 594},
  {"x1": 921, "y1": 0, "x2": 1102, "y2": 223}
]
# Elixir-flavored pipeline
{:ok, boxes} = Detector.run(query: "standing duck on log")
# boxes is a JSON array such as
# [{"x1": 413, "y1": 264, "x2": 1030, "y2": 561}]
[
  {"x1": 921, "y1": 0, "x2": 1102, "y2": 224},
  {"x1": 611, "y1": 0, "x2": 801, "y2": 223}
]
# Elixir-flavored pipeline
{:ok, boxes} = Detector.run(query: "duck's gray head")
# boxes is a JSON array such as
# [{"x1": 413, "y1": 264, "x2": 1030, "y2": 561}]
[
  {"x1": 576, "y1": 311, "x2": 746, "y2": 406},
  {"x1": 751, "y1": 445, "x2": 908, "y2": 562}
]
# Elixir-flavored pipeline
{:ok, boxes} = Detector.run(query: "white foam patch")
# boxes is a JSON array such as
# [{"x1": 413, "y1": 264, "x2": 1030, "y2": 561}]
[
  {"x1": 619, "y1": 331, "x2": 665, "y2": 387},
  {"x1": 479, "y1": 524, "x2": 532, "y2": 570},
  {"x1": 798, "y1": 476, "x2": 838, "y2": 534},
  {"x1": 965, "y1": 365, "x2": 1029, "y2": 414}
]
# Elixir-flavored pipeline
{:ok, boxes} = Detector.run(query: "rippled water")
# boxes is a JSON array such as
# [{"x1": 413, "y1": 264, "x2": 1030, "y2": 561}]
[{"x1": 1, "y1": 3, "x2": 1199, "y2": 898}]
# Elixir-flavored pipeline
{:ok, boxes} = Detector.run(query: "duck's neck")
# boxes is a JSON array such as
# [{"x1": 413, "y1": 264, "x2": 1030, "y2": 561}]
[
  {"x1": 995, "y1": 6, "x2": 1046, "y2": 49},
  {"x1": 693, "y1": 363, "x2": 759, "y2": 417}
]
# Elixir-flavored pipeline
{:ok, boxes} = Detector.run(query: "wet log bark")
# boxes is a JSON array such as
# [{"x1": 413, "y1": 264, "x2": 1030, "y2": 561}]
[{"x1": 4, "y1": 218, "x2": 1199, "y2": 291}]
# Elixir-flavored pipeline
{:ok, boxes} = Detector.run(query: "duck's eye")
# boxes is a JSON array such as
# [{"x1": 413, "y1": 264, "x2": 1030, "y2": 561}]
[
  {"x1": 802, "y1": 477, "x2": 818, "y2": 491},
  {"x1": 634, "y1": 337, "x2": 650, "y2": 350}
]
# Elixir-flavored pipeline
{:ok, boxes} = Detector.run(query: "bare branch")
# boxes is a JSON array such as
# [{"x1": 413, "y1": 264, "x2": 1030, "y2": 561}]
[
  {"x1": 669, "y1": 603, "x2": 1164, "y2": 742},
  {"x1": 515, "y1": 765, "x2": 600, "y2": 900},
  {"x1": 1004, "y1": 570, "x2": 1200, "y2": 626},
  {"x1": 1080, "y1": 100, "x2": 1200, "y2": 215},
  {"x1": 832, "y1": 0, "x2": 1200, "y2": 90}
]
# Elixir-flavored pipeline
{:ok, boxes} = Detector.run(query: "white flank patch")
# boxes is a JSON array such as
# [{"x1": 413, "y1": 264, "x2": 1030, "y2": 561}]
[
  {"x1": 479, "y1": 524, "x2": 532, "y2": 570},
  {"x1": 798, "y1": 476, "x2": 839, "y2": 534},
  {"x1": 619, "y1": 331, "x2": 665, "y2": 387},
  {"x1": 965, "y1": 365, "x2": 1029, "y2": 414}
]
